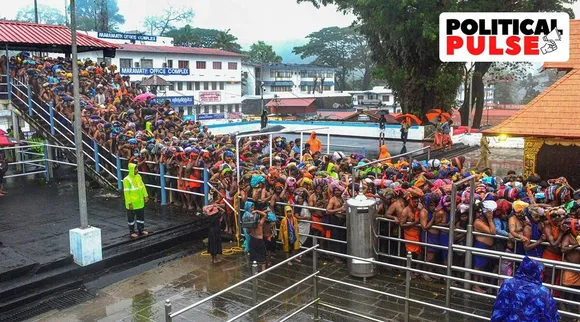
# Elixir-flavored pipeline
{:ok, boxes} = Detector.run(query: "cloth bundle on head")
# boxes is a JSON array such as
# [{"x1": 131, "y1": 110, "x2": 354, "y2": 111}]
[
  {"x1": 250, "y1": 174, "x2": 265, "y2": 188},
  {"x1": 404, "y1": 186, "x2": 424, "y2": 200},
  {"x1": 202, "y1": 204, "x2": 220, "y2": 216},
  {"x1": 512, "y1": 200, "x2": 529, "y2": 214},
  {"x1": 329, "y1": 180, "x2": 345, "y2": 193},
  {"x1": 313, "y1": 178, "x2": 327, "y2": 188},
  {"x1": 526, "y1": 205, "x2": 545, "y2": 220}
]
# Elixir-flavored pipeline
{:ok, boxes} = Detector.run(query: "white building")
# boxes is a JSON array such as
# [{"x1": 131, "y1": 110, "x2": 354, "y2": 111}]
[
  {"x1": 456, "y1": 84, "x2": 496, "y2": 105},
  {"x1": 243, "y1": 63, "x2": 336, "y2": 96},
  {"x1": 346, "y1": 86, "x2": 400, "y2": 113},
  {"x1": 78, "y1": 32, "x2": 243, "y2": 116}
]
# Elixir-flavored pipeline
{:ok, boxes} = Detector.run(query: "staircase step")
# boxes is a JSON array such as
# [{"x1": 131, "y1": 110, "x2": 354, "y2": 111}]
[
  {"x1": 0, "y1": 277, "x2": 83, "y2": 313},
  {"x1": 0, "y1": 247, "x2": 38, "y2": 283},
  {"x1": 0, "y1": 263, "x2": 79, "y2": 301}
]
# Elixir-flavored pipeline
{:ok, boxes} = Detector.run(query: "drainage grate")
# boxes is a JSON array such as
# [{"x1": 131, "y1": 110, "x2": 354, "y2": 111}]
[{"x1": 0, "y1": 289, "x2": 95, "y2": 322}]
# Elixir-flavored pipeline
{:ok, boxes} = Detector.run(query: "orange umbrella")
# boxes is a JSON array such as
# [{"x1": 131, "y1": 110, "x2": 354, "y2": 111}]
[
  {"x1": 394, "y1": 114, "x2": 422, "y2": 126},
  {"x1": 425, "y1": 109, "x2": 452, "y2": 123}
]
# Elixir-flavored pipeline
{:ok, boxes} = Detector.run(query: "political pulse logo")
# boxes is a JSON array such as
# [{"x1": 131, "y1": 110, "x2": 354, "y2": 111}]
[{"x1": 439, "y1": 13, "x2": 570, "y2": 62}]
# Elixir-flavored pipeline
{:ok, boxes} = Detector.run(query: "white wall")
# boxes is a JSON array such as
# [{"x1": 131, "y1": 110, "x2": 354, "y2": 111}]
[
  {"x1": 457, "y1": 133, "x2": 524, "y2": 149},
  {"x1": 261, "y1": 66, "x2": 336, "y2": 95},
  {"x1": 78, "y1": 50, "x2": 243, "y2": 106}
]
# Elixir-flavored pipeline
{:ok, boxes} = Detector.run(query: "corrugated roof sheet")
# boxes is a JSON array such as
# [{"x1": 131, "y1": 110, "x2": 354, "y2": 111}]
[
  {"x1": 484, "y1": 68, "x2": 580, "y2": 138},
  {"x1": 265, "y1": 98, "x2": 315, "y2": 107},
  {"x1": 543, "y1": 20, "x2": 580, "y2": 70},
  {"x1": 119, "y1": 43, "x2": 242, "y2": 57},
  {"x1": 0, "y1": 20, "x2": 117, "y2": 51}
]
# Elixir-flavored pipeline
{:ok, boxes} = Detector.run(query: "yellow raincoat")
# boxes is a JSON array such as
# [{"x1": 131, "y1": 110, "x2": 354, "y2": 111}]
[
  {"x1": 279, "y1": 206, "x2": 300, "y2": 253},
  {"x1": 123, "y1": 163, "x2": 148, "y2": 210}
]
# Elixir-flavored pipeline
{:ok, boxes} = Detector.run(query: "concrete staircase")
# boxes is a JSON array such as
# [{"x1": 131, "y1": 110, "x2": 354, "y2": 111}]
[{"x1": 7, "y1": 79, "x2": 118, "y2": 191}]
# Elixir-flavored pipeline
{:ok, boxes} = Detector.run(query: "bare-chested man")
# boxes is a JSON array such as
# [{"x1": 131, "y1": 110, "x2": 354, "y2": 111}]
[
  {"x1": 246, "y1": 202, "x2": 268, "y2": 271},
  {"x1": 419, "y1": 194, "x2": 439, "y2": 280},
  {"x1": 472, "y1": 206, "x2": 496, "y2": 293},
  {"x1": 385, "y1": 190, "x2": 406, "y2": 257},
  {"x1": 308, "y1": 182, "x2": 328, "y2": 247},
  {"x1": 560, "y1": 223, "x2": 580, "y2": 315},
  {"x1": 543, "y1": 209, "x2": 566, "y2": 295},
  {"x1": 327, "y1": 186, "x2": 347, "y2": 263}
]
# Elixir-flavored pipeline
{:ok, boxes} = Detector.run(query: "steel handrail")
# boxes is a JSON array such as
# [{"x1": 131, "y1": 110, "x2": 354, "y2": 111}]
[{"x1": 169, "y1": 244, "x2": 319, "y2": 318}]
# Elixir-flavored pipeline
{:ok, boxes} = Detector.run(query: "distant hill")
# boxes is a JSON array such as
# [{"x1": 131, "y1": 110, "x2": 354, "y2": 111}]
[{"x1": 271, "y1": 39, "x2": 315, "y2": 64}]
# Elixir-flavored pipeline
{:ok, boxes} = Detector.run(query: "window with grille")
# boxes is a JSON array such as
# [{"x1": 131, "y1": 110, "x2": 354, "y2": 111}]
[
  {"x1": 178, "y1": 60, "x2": 189, "y2": 69},
  {"x1": 166, "y1": 60, "x2": 173, "y2": 68},
  {"x1": 228, "y1": 62, "x2": 238, "y2": 70},
  {"x1": 119, "y1": 58, "x2": 133, "y2": 68},
  {"x1": 140, "y1": 59, "x2": 153, "y2": 68},
  {"x1": 187, "y1": 82, "x2": 193, "y2": 91},
  {"x1": 196, "y1": 61, "x2": 206, "y2": 69},
  {"x1": 213, "y1": 62, "x2": 222, "y2": 69}
]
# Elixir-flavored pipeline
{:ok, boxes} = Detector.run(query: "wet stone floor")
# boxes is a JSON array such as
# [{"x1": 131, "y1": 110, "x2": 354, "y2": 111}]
[{"x1": 28, "y1": 244, "x2": 494, "y2": 322}]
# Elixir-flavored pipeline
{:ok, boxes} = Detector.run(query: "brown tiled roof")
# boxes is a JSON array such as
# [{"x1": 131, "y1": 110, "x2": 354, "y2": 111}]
[
  {"x1": 543, "y1": 20, "x2": 580, "y2": 70},
  {"x1": 484, "y1": 68, "x2": 580, "y2": 138}
]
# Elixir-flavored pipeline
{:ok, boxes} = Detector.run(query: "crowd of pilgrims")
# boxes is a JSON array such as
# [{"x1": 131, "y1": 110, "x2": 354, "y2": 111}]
[{"x1": 5, "y1": 52, "x2": 580, "y2": 305}]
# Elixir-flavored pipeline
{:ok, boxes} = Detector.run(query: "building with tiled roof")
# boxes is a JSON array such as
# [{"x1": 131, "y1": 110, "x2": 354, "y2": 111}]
[{"x1": 484, "y1": 20, "x2": 580, "y2": 186}]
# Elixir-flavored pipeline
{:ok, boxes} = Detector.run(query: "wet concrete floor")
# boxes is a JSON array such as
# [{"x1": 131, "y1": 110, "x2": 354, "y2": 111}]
[{"x1": 27, "y1": 248, "x2": 494, "y2": 322}]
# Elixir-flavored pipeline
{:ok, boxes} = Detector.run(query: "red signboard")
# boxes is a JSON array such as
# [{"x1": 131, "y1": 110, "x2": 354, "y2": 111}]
[{"x1": 200, "y1": 91, "x2": 221, "y2": 102}]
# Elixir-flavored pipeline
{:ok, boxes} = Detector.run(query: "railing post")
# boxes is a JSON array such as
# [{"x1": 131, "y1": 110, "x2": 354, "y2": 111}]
[
  {"x1": 445, "y1": 183, "x2": 458, "y2": 310},
  {"x1": 160, "y1": 162, "x2": 167, "y2": 206},
  {"x1": 404, "y1": 251, "x2": 412, "y2": 322},
  {"x1": 251, "y1": 260, "x2": 259, "y2": 322},
  {"x1": 43, "y1": 142, "x2": 50, "y2": 182},
  {"x1": 115, "y1": 153, "x2": 122, "y2": 191},
  {"x1": 362, "y1": 147, "x2": 366, "y2": 157},
  {"x1": 165, "y1": 299, "x2": 172, "y2": 322},
  {"x1": 49, "y1": 102, "x2": 55, "y2": 135},
  {"x1": 203, "y1": 167, "x2": 209, "y2": 206},
  {"x1": 93, "y1": 141, "x2": 100, "y2": 173},
  {"x1": 463, "y1": 177, "x2": 476, "y2": 291},
  {"x1": 47, "y1": 145, "x2": 54, "y2": 180},
  {"x1": 269, "y1": 133, "x2": 273, "y2": 168},
  {"x1": 312, "y1": 237, "x2": 320, "y2": 321},
  {"x1": 27, "y1": 83, "x2": 33, "y2": 116},
  {"x1": 326, "y1": 131, "x2": 330, "y2": 155},
  {"x1": 6, "y1": 69, "x2": 11, "y2": 101},
  {"x1": 427, "y1": 146, "x2": 431, "y2": 161}
]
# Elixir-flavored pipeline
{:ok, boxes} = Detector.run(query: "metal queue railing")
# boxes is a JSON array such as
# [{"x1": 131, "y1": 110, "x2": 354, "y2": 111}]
[{"x1": 351, "y1": 145, "x2": 431, "y2": 193}]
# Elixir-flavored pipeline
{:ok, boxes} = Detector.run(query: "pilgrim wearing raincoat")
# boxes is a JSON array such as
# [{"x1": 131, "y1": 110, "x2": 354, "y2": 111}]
[
  {"x1": 279, "y1": 206, "x2": 300, "y2": 253},
  {"x1": 491, "y1": 256, "x2": 559, "y2": 322},
  {"x1": 306, "y1": 131, "x2": 322, "y2": 153},
  {"x1": 476, "y1": 136, "x2": 491, "y2": 170}
]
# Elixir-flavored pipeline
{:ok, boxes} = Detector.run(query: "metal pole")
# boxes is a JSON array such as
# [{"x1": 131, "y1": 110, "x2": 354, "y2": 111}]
[
  {"x1": 115, "y1": 153, "x2": 122, "y2": 191},
  {"x1": 27, "y1": 84, "x2": 33, "y2": 116},
  {"x1": 34, "y1": 0, "x2": 39, "y2": 23},
  {"x1": 236, "y1": 137, "x2": 240, "y2": 212},
  {"x1": 269, "y1": 133, "x2": 273, "y2": 168},
  {"x1": 160, "y1": 162, "x2": 167, "y2": 206},
  {"x1": 93, "y1": 141, "x2": 100, "y2": 173},
  {"x1": 203, "y1": 167, "x2": 209, "y2": 206},
  {"x1": 404, "y1": 251, "x2": 411, "y2": 322},
  {"x1": 468, "y1": 63, "x2": 473, "y2": 134},
  {"x1": 49, "y1": 102, "x2": 55, "y2": 135},
  {"x1": 44, "y1": 142, "x2": 50, "y2": 182},
  {"x1": 427, "y1": 146, "x2": 431, "y2": 161},
  {"x1": 300, "y1": 132, "x2": 304, "y2": 160},
  {"x1": 312, "y1": 237, "x2": 320, "y2": 321},
  {"x1": 326, "y1": 131, "x2": 330, "y2": 155},
  {"x1": 11, "y1": 111, "x2": 21, "y2": 171},
  {"x1": 260, "y1": 82, "x2": 264, "y2": 129},
  {"x1": 445, "y1": 183, "x2": 458, "y2": 309},
  {"x1": 251, "y1": 260, "x2": 259, "y2": 322},
  {"x1": 70, "y1": 0, "x2": 89, "y2": 229},
  {"x1": 165, "y1": 299, "x2": 172, "y2": 322},
  {"x1": 464, "y1": 177, "x2": 476, "y2": 290},
  {"x1": 47, "y1": 145, "x2": 54, "y2": 179}
]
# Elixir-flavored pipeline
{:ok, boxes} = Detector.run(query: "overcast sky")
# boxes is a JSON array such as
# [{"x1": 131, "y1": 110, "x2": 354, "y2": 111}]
[{"x1": 5, "y1": 0, "x2": 357, "y2": 47}]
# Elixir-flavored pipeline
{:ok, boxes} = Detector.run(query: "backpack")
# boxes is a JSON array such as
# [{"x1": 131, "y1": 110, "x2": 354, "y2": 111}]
[{"x1": 241, "y1": 212, "x2": 259, "y2": 229}]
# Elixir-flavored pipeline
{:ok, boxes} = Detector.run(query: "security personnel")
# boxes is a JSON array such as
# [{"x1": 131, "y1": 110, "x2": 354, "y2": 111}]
[{"x1": 123, "y1": 163, "x2": 149, "y2": 239}]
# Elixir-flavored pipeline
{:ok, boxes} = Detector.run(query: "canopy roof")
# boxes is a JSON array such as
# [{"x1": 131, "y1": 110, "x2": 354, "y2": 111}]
[{"x1": 0, "y1": 21, "x2": 118, "y2": 53}]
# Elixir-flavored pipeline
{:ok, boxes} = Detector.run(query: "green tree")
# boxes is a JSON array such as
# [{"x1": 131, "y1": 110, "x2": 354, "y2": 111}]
[
  {"x1": 246, "y1": 41, "x2": 282, "y2": 64},
  {"x1": 214, "y1": 29, "x2": 242, "y2": 53},
  {"x1": 15, "y1": 4, "x2": 66, "y2": 25},
  {"x1": 74, "y1": 0, "x2": 125, "y2": 32},
  {"x1": 299, "y1": 0, "x2": 575, "y2": 119},
  {"x1": 293, "y1": 26, "x2": 370, "y2": 91},
  {"x1": 166, "y1": 25, "x2": 242, "y2": 53},
  {"x1": 493, "y1": 81, "x2": 516, "y2": 105},
  {"x1": 519, "y1": 73, "x2": 542, "y2": 104},
  {"x1": 143, "y1": 7, "x2": 194, "y2": 36}
]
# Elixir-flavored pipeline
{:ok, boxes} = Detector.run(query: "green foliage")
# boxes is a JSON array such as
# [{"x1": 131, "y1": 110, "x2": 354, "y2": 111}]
[
  {"x1": 292, "y1": 26, "x2": 371, "y2": 91},
  {"x1": 15, "y1": 4, "x2": 66, "y2": 25},
  {"x1": 494, "y1": 81, "x2": 516, "y2": 105},
  {"x1": 143, "y1": 7, "x2": 194, "y2": 36},
  {"x1": 298, "y1": 0, "x2": 577, "y2": 115},
  {"x1": 246, "y1": 41, "x2": 282, "y2": 64},
  {"x1": 165, "y1": 25, "x2": 242, "y2": 53},
  {"x1": 74, "y1": 0, "x2": 125, "y2": 31}
]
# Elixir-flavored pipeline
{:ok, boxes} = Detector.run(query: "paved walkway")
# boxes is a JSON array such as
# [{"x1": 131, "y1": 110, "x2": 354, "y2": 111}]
[
  {"x1": 0, "y1": 176, "x2": 202, "y2": 272},
  {"x1": 27, "y1": 249, "x2": 495, "y2": 322}
]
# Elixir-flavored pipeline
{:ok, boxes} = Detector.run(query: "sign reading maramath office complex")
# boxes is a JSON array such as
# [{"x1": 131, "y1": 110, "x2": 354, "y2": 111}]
[{"x1": 439, "y1": 12, "x2": 570, "y2": 62}]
